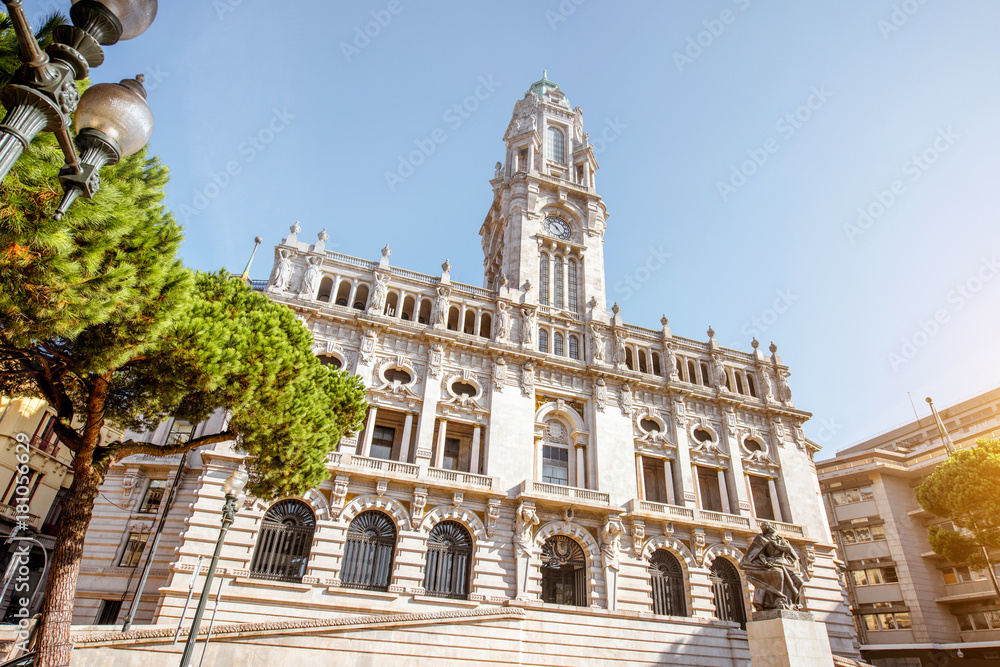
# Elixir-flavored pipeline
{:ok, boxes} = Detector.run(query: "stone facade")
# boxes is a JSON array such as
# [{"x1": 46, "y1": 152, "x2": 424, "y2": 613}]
[
  {"x1": 817, "y1": 388, "x2": 1000, "y2": 666},
  {"x1": 71, "y1": 76, "x2": 856, "y2": 664}
]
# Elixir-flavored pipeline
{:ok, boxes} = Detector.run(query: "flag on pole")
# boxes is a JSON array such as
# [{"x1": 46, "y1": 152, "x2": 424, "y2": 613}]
[{"x1": 240, "y1": 236, "x2": 264, "y2": 281}]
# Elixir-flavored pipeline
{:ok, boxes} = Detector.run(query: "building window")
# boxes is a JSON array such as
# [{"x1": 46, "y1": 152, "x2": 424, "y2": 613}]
[
  {"x1": 567, "y1": 259, "x2": 578, "y2": 312},
  {"x1": 443, "y1": 437, "x2": 461, "y2": 471},
  {"x1": 341, "y1": 511, "x2": 396, "y2": 591},
  {"x1": 542, "y1": 445, "x2": 569, "y2": 486},
  {"x1": 568, "y1": 335, "x2": 580, "y2": 360},
  {"x1": 554, "y1": 255, "x2": 564, "y2": 308},
  {"x1": 2, "y1": 469, "x2": 42, "y2": 506},
  {"x1": 553, "y1": 332, "x2": 564, "y2": 356},
  {"x1": 249, "y1": 499, "x2": 316, "y2": 582},
  {"x1": 841, "y1": 525, "x2": 886, "y2": 544},
  {"x1": 546, "y1": 126, "x2": 566, "y2": 164},
  {"x1": 748, "y1": 476, "x2": 775, "y2": 521},
  {"x1": 649, "y1": 550, "x2": 686, "y2": 616},
  {"x1": 95, "y1": 600, "x2": 122, "y2": 625},
  {"x1": 642, "y1": 457, "x2": 669, "y2": 504},
  {"x1": 539, "y1": 329, "x2": 549, "y2": 353},
  {"x1": 165, "y1": 419, "x2": 193, "y2": 445},
  {"x1": 860, "y1": 611, "x2": 911, "y2": 631},
  {"x1": 710, "y1": 558, "x2": 746, "y2": 629},
  {"x1": 541, "y1": 536, "x2": 586, "y2": 606},
  {"x1": 956, "y1": 609, "x2": 1000, "y2": 631},
  {"x1": 423, "y1": 521, "x2": 473, "y2": 599},
  {"x1": 539, "y1": 252, "x2": 550, "y2": 306},
  {"x1": 832, "y1": 486, "x2": 874, "y2": 505},
  {"x1": 118, "y1": 531, "x2": 148, "y2": 568},
  {"x1": 318, "y1": 355, "x2": 342, "y2": 369},
  {"x1": 941, "y1": 565, "x2": 996, "y2": 584},
  {"x1": 137, "y1": 480, "x2": 166, "y2": 514},
  {"x1": 852, "y1": 566, "x2": 898, "y2": 586},
  {"x1": 697, "y1": 467, "x2": 724, "y2": 513},
  {"x1": 370, "y1": 426, "x2": 395, "y2": 460}
]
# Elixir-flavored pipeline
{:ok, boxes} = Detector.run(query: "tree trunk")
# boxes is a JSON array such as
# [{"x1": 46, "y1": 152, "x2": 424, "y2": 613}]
[{"x1": 33, "y1": 460, "x2": 102, "y2": 666}]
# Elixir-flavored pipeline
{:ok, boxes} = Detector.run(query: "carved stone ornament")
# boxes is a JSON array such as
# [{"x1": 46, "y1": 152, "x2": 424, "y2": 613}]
[
  {"x1": 486, "y1": 498, "x2": 501, "y2": 537},
  {"x1": 600, "y1": 515, "x2": 625, "y2": 571},
  {"x1": 492, "y1": 357, "x2": 507, "y2": 392},
  {"x1": 121, "y1": 470, "x2": 140, "y2": 503},
  {"x1": 433, "y1": 286, "x2": 451, "y2": 328},
  {"x1": 452, "y1": 491, "x2": 464, "y2": 507},
  {"x1": 520, "y1": 362, "x2": 535, "y2": 397},
  {"x1": 268, "y1": 248, "x2": 293, "y2": 292},
  {"x1": 411, "y1": 487, "x2": 427, "y2": 520},
  {"x1": 693, "y1": 530, "x2": 706, "y2": 565},
  {"x1": 375, "y1": 480, "x2": 388, "y2": 497},
  {"x1": 513, "y1": 502, "x2": 539, "y2": 558},
  {"x1": 331, "y1": 475, "x2": 349, "y2": 516},
  {"x1": 367, "y1": 271, "x2": 390, "y2": 315},
  {"x1": 631, "y1": 519, "x2": 645, "y2": 558},
  {"x1": 519, "y1": 307, "x2": 535, "y2": 346},
  {"x1": 589, "y1": 323, "x2": 606, "y2": 364},
  {"x1": 429, "y1": 344, "x2": 444, "y2": 378},
  {"x1": 619, "y1": 383, "x2": 633, "y2": 417},
  {"x1": 594, "y1": 378, "x2": 607, "y2": 412},
  {"x1": 360, "y1": 328, "x2": 378, "y2": 365},
  {"x1": 496, "y1": 301, "x2": 513, "y2": 343},
  {"x1": 298, "y1": 255, "x2": 323, "y2": 298}
]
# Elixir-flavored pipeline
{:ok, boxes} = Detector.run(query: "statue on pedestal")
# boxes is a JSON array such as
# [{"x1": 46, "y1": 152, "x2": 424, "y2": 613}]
[{"x1": 740, "y1": 523, "x2": 803, "y2": 611}]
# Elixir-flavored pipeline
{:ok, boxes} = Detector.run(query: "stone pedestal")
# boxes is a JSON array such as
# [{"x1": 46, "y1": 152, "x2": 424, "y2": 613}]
[{"x1": 746, "y1": 609, "x2": 834, "y2": 667}]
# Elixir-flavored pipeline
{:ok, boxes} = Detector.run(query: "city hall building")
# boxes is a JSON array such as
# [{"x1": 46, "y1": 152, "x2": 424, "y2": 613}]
[{"x1": 67, "y1": 76, "x2": 858, "y2": 666}]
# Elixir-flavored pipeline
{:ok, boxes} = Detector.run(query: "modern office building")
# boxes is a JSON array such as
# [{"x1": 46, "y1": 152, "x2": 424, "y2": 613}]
[{"x1": 817, "y1": 388, "x2": 1000, "y2": 666}]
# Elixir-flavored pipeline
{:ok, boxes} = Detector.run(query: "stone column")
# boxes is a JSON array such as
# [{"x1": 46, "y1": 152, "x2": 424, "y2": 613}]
[
  {"x1": 664, "y1": 459, "x2": 675, "y2": 505},
  {"x1": 575, "y1": 445, "x2": 586, "y2": 489},
  {"x1": 768, "y1": 477, "x2": 785, "y2": 523},
  {"x1": 347, "y1": 280, "x2": 358, "y2": 309},
  {"x1": 635, "y1": 454, "x2": 646, "y2": 500},
  {"x1": 434, "y1": 418, "x2": 448, "y2": 469},
  {"x1": 691, "y1": 464, "x2": 702, "y2": 508},
  {"x1": 399, "y1": 413, "x2": 414, "y2": 463},
  {"x1": 717, "y1": 468, "x2": 731, "y2": 514},
  {"x1": 358, "y1": 407, "x2": 377, "y2": 457},
  {"x1": 470, "y1": 425, "x2": 481, "y2": 474},
  {"x1": 726, "y1": 440, "x2": 751, "y2": 515}
]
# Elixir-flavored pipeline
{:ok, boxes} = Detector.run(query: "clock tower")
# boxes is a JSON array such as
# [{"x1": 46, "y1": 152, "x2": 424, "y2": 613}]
[{"x1": 480, "y1": 73, "x2": 609, "y2": 316}]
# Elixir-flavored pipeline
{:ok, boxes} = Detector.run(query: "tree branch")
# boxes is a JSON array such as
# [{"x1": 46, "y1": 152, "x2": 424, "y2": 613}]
[{"x1": 99, "y1": 430, "x2": 236, "y2": 465}]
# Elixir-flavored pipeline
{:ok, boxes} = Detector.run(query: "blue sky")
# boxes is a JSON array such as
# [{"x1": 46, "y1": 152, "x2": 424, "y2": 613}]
[{"x1": 52, "y1": 0, "x2": 1000, "y2": 455}]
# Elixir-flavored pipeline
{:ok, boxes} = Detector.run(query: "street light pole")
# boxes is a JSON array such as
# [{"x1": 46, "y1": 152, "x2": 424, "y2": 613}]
[{"x1": 177, "y1": 466, "x2": 247, "y2": 667}]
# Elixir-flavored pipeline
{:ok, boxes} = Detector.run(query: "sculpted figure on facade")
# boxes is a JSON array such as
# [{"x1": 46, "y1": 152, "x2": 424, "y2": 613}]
[
  {"x1": 759, "y1": 367, "x2": 774, "y2": 402},
  {"x1": 433, "y1": 286, "x2": 451, "y2": 328},
  {"x1": 740, "y1": 522, "x2": 804, "y2": 611},
  {"x1": 520, "y1": 362, "x2": 535, "y2": 397},
  {"x1": 619, "y1": 383, "x2": 633, "y2": 416},
  {"x1": 594, "y1": 378, "x2": 608, "y2": 412},
  {"x1": 589, "y1": 322, "x2": 605, "y2": 363},
  {"x1": 664, "y1": 341, "x2": 678, "y2": 380},
  {"x1": 776, "y1": 369, "x2": 793, "y2": 404},
  {"x1": 411, "y1": 488, "x2": 427, "y2": 520},
  {"x1": 520, "y1": 307, "x2": 535, "y2": 346},
  {"x1": 486, "y1": 499, "x2": 501, "y2": 537},
  {"x1": 299, "y1": 255, "x2": 323, "y2": 298},
  {"x1": 268, "y1": 248, "x2": 293, "y2": 292},
  {"x1": 496, "y1": 300, "x2": 513, "y2": 342},
  {"x1": 712, "y1": 353, "x2": 728, "y2": 390},
  {"x1": 492, "y1": 357, "x2": 507, "y2": 392},
  {"x1": 514, "y1": 502, "x2": 539, "y2": 599},
  {"x1": 367, "y1": 271, "x2": 390, "y2": 315},
  {"x1": 613, "y1": 328, "x2": 627, "y2": 367},
  {"x1": 600, "y1": 515, "x2": 624, "y2": 571}
]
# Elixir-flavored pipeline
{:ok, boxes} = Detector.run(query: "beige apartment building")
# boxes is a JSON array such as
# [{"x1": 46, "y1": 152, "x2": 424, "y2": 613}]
[{"x1": 817, "y1": 388, "x2": 1000, "y2": 667}]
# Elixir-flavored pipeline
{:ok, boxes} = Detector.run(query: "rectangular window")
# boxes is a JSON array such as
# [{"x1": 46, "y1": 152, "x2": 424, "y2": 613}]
[
  {"x1": 878, "y1": 613, "x2": 897, "y2": 630},
  {"x1": 642, "y1": 457, "x2": 668, "y2": 504},
  {"x1": 370, "y1": 426, "x2": 395, "y2": 460},
  {"x1": 861, "y1": 614, "x2": 878, "y2": 631},
  {"x1": 567, "y1": 260, "x2": 578, "y2": 312},
  {"x1": 957, "y1": 614, "x2": 973, "y2": 632},
  {"x1": 137, "y1": 480, "x2": 166, "y2": 514},
  {"x1": 553, "y1": 256, "x2": 564, "y2": 309},
  {"x1": 833, "y1": 486, "x2": 873, "y2": 505},
  {"x1": 542, "y1": 445, "x2": 569, "y2": 486},
  {"x1": 943, "y1": 569, "x2": 958, "y2": 585},
  {"x1": 95, "y1": 600, "x2": 122, "y2": 625},
  {"x1": 870, "y1": 524, "x2": 886, "y2": 540},
  {"x1": 443, "y1": 437, "x2": 461, "y2": 471},
  {"x1": 697, "y1": 467, "x2": 723, "y2": 513},
  {"x1": 165, "y1": 419, "x2": 193, "y2": 445},
  {"x1": 749, "y1": 476, "x2": 775, "y2": 521},
  {"x1": 852, "y1": 570, "x2": 869, "y2": 586},
  {"x1": 2, "y1": 469, "x2": 42, "y2": 506},
  {"x1": 118, "y1": 531, "x2": 148, "y2": 568},
  {"x1": 894, "y1": 612, "x2": 911, "y2": 629}
]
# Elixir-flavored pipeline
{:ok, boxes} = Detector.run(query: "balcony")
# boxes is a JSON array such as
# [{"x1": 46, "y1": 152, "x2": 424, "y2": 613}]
[
  {"x1": 0, "y1": 503, "x2": 43, "y2": 530},
  {"x1": 627, "y1": 499, "x2": 806, "y2": 539},
  {"x1": 427, "y1": 467, "x2": 497, "y2": 490},
  {"x1": 326, "y1": 454, "x2": 499, "y2": 491},
  {"x1": 517, "y1": 479, "x2": 611, "y2": 506},
  {"x1": 29, "y1": 436, "x2": 60, "y2": 457},
  {"x1": 347, "y1": 455, "x2": 419, "y2": 477}
]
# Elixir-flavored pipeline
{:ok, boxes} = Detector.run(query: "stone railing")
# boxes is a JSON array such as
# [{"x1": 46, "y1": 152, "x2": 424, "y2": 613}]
[
  {"x1": 636, "y1": 500, "x2": 695, "y2": 520},
  {"x1": 326, "y1": 452, "x2": 343, "y2": 467},
  {"x1": 700, "y1": 509, "x2": 753, "y2": 530},
  {"x1": 0, "y1": 503, "x2": 42, "y2": 529},
  {"x1": 519, "y1": 480, "x2": 611, "y2": 505},
  {"x1": 427, "y1": 468, "x2": 497, "y2": 490},
  {"x1": 326, "y1": 251, "x2": 377, "y2": 270},
  {"x1": 627, "y1": 499, "x2": 806, "y2": 539},
  {"x1": 347, "y1": 455, "x2": 419, "y2": 478}
]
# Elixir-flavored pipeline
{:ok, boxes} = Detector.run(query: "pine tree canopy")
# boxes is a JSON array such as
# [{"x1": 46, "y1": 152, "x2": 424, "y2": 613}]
[{"x1": 915, "y1": 439, "x2": 1000, "y2": 570}]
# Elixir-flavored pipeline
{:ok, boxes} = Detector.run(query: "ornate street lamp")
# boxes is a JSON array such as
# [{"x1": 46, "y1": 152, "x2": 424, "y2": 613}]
[
  {"x1": 178, "y1": 466, "x2": 249, "y2": 667},
  {"x1": 0, "y1": 0, "x2": 157, "y2": 217}
]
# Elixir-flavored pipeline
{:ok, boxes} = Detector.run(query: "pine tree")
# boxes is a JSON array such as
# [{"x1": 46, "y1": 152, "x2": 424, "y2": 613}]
[{"x1": 1, "y1": 17, "x2": 367, "y2": 665}]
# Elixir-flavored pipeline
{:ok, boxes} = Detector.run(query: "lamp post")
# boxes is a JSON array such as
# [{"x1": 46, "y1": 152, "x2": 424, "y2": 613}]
[
  {"x1": 0, "y1": 0, "x2": 157, "y2": 218},
  {"x1": 178, "y1": 466, "x2": 248, "y2": 667}
]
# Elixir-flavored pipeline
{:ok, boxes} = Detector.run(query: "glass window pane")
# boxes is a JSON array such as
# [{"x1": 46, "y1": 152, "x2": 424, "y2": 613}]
[
  {"x1": 856, "y1": 527, "x2": 872, "y2": 542},
  {"x1": 833, "y1": 491, "x2": 848, "y2": 506},
  {"x1": 852, "y1": 570, "x2": 869, "y2": 586},
  {"x1": 878, "y1": 613, "x2": 896, "y2": 630},
  {"x1": 883, "y1": 567, "x2": 898, "y2": 584},
  {"x1": 370, "y1": 426, "x2": 395, "y2": 460},
  {"x1": 943, "y1": 570, "x2": 958, "y2": 585},
  {"x1": 869, "y1": 568, "x2": 884, "y2": 585},
  {"x1": 542, "y1": 445, "x2": 569, "y2": 486},
  {"x1": 894, "y1": 612, "x2": 911, "y2": 629},
  {"x1": 870, "y1": 525, "x2": 886, "y2": 540},
  {"x1": 957, "y1": 614, "x2": 973, "y2": 631},
  {"x1": 859, "y1": 486, "x2": 874, "y2": 501},
  {"x1": 863, "y1": 614, "x2": 878, "y2": 631},
  {"x1": 970, "y1": 611, "x2": 989, "y2": 630},
  {"x1": 443, "y1": 437, "x2": 461, "y2": 471},
  {"x1": 846, "y1": 489, "x2": 861, "y2": 503},
  {"x1": 842, "y1": 530, "x2": 856, "y2": 544},
  {"x1": 988, "y1": 609, "x2": 1000, "y2": 628},
  {"x1": 956, "y1": 566, "x2": 971, "y2": 582}
]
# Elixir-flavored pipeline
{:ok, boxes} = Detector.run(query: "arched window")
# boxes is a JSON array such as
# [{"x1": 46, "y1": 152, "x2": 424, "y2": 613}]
[
  {"x1": 652, "y1": 352, "x2": 662, "y2": 376},
  {"x1": 687, "y1": 360, "x2": 697, "y2": 383},
  {"x1": 539, "y1": 252, "x2": 550, "y2": 306},
  {"x1": 317, "y1": 276, "x2": 334, "y2": 302},
  {"x1": 423, "y1": 520, "x2": 473, "y2": 599},
  {"x1": 650, "y1": 550, "x2": 687, "y2": 616},
  {"x1": 401, "y1": 295, "x2": 415, "y2": 321},
  {"x1": 463, "y1": 309, "x2": 476, "y2": 334},
  {"x1": 417, "y1": 298, "x2": 432, "y2": 324},
  {"x1": 747, "y1": 374, "x2": 758, "y2": 398},
  {"x1": 318, "y1": 355, "x2": 342, "y2": 370},
  {"x1": 554, "y1": 332, "x2": 564, "y2": 356},
  {"x1": 353, "y1": 284, "x2": 369, "y2": 310},
  {"x1": 700, "y1": 362, "x2": 711, "y2": 387},
  {"x1": 385, "y1": 291, "x2": 398, "y2": 317},
  {"x1": 480, "y1": 312, "x2": 492, "y2": 338},
  {"x1": 625, "y1": 348, "x2": 635, "y2": 371},
  {"x1": 541, "y1": 536, "x2": 586, "y2": 606},
  {"x1": 334, "y1": 280, "x2": 351, "y2": 306},
  {"x1": 568, "y1": 335, "x2": 580, "y2": 360},
  {"x1": 735, "y1": 371, "x2": 746, "y2": 395},
  {"x1": 447, "y1": 305, "x2": 460, "y2": 331},
  {"x1": 341, "y1": 511, "x2": 397, "y2": 591},
  {"x1": 554, "y1": 255, "x2": 564, "y2": 308},
  {"x1": 710, "y1": 558, "x2": 746, "y2": 628},
  {"x1": 250, "y1": 500, "x2": 316, "y2": 582},
  {"x1": 567, "y1": 259, "x2": 578, "y2": 312},
  {"x1": 547, "y1": 126, "x2": 566, "y2": 165},
  {"x1": 539, "y1": 328, "x2": 549, "y2": 353},
  {"x1": 638, "y1": 350, "x2": 649, "y2": 374}
]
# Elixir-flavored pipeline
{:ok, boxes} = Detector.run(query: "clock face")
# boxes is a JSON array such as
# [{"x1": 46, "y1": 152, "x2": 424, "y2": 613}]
[{"x1": 544, "y1": 216, "x2": 571, "y2": 240}]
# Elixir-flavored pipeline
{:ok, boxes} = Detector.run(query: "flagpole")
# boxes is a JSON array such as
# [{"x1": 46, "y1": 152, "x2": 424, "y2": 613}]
[
  {"x1": 240, "y1": 236, "x2": 263, "y2": 281},
  {"x1": 925, "y1": 397, "x2": 956, "y2": 455}
]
